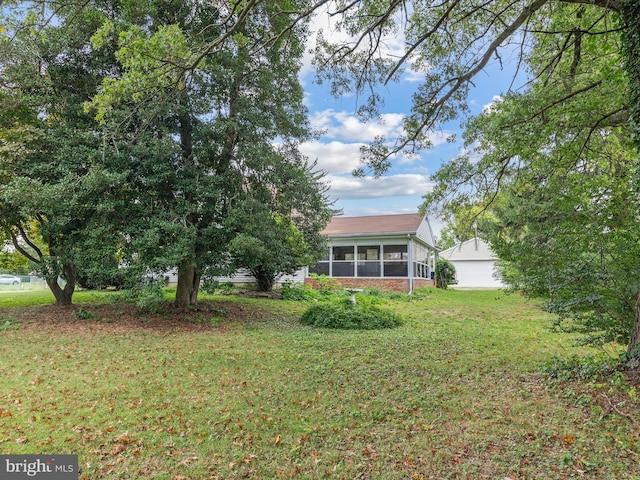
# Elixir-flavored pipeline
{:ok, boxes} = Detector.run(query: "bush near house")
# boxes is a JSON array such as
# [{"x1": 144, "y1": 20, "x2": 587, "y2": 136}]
[{"x1": 435, "y1": 258, "x2": 457, "y2": 289}]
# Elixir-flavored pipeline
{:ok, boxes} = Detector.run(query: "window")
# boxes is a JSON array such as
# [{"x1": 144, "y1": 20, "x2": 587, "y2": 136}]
[
  {"x1": 383, "y1": 245, "x2": 408, "y2": 277},
  {"x1": 309, "y1": 249, "x2": 330, "y2": 276},
  {"x1": 308, "y1": 262, "x2": 329, "y2": 276},
  {"x1": 307, "y1": 244, "x2": 413, "y2": 278},
  {"x1": 357, "y1": 245, "x2": 380, "y2": 277},
  {"x1": 333, "y1": 246, "x2": 354, "y2": 261},
  {"x1": 332, "y1": 246, "x2": 354, "y2": 276}
]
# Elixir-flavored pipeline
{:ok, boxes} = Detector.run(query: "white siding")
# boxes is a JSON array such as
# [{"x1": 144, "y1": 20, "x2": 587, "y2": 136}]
[
  {"x1": 215, "y1": 268, "x2": 305, "y2": 285},
  {"x1": 440, "y1": 238, "x2": 495, "y2": 261},
  {"x1": 415, "y1": 217, "x2": 437, "y2": 248},
  {"x1": 440, "y1": 239, "x2": 505, "y2": 288},
  {"x1": 450, "y1": 260, "x2": 503, "y2": 288},
  {"x1": 164, "y1": 268, "x2": 305, "y2": 287}
]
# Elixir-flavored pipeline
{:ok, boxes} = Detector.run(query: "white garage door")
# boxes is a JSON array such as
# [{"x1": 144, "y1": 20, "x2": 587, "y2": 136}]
[{"x1": 452, "y1": 260, "x2": 503, "y2": 288}]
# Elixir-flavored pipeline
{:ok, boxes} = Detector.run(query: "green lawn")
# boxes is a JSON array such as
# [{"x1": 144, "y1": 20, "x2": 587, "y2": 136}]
[{"x1": 0, "y1": 288, "x2": 638, "y2": 479}]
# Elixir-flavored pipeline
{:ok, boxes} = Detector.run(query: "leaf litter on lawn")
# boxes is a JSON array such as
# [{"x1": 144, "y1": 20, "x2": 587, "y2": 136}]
[{"x1": 0, "y1": 291, "x2": 639, "y2": 479}]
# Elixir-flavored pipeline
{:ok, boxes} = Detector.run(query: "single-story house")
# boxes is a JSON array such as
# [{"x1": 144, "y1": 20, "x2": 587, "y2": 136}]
[
  {"x1": 439, "y1": 238, "x2": 505, "y2": 288},
  {"x1": 305, "y1": 213, "x2": 439, "y2": 293}
]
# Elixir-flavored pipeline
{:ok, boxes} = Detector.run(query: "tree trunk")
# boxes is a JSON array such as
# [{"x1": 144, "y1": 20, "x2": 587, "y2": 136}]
[
  {"x1": 173, "y1": 94, "x2": 202, "y2": 309},
  {"x1": 626, "y1": 290, "x2": 640, "y2": 371},
  {"x1": 621, "y1": 0, "x2": 640, "y2": 372},
  {"x1": 254, "y1": 266, "x2": 276, "y2": 292},
  {"x1": 175, "y1": 263, "x2": 201, "y2": 309},
  {"x1": 46, "y1": 264, "x2": 77, "y2": 306}
]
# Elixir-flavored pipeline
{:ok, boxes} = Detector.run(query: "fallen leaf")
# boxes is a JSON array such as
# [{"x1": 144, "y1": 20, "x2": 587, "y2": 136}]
[
  {"x1": 109, "y1": 445, "x2": 126, "y2": 455},
  {"x1": 16, "y1": 437, "x2": 28, "y2": 444},
  {"x1": 274, "y1": 434, "x2": 281, "y2": 446}
]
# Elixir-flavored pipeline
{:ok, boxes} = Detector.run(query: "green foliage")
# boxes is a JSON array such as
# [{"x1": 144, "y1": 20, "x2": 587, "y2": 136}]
[
  {"x1": 227, "y1": 167, "x2": 333, "y2": 292},
  {"x1": 201, "y1": 278, "x2": 220, "y2": 295},
  {"x1": 435, "y1": 259, "x2": 456, "y2": 290},
  {"x1": 435, "y1": 205, "x2": 496, "y2": 250},
  {"x1": 72, "y1": 306, "x2": 98, "y2": 320},
  {"x1": 420, "y1": 5, "x2": 640, "y2": 356},
  {"x1": 134, "y1": 285, "x2": 167, "y2": 314},
  {"x1": 0, "y1": 249, "x2": 28, "y2": 273},
  {"x1": 111, "y1": 280, "x2": 167, "y2": 314},
  {"x1": 0, "y1": 5, "x2": 131, "y2": 305},
  {"x1": 300, "y1": 299, "x2": 403, "y2": 330},
  {"x1": 215, "y1": 282, "x2": 239, "y2": 295},
  {"x1": 84, "y1": 2, "x2": 332, "y2": 306},
  {"x1": 280, "y1": 280, "x2": 319, "y2": 301},
  {"x1": 622, "y1": 0, "x2": 640, "y2": 149},
  {"x1": 0, "y1": 316, "x2": 19, "y2": 331},
  {"x1": 541, "y1": 353, "x2": 621, "y2": 382},
  {"x1": 309, "y1": 274, "x2": 341, "y2": 295}
]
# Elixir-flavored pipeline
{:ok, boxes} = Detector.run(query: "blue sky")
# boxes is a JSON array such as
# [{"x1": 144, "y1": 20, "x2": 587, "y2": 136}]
[{"x1": 297, "y1": 10, "x2": 521, "y2": 238}]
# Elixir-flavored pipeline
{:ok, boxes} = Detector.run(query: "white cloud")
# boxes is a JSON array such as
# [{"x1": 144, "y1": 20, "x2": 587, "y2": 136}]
[
  {"x1": 482, "y1": 95, "x2": 504, "y2": 113},
  {"x1": 301, "y1": 109, "x2": 457, "y2": 180},
  {"x1": 310, "y1": 109, "x2": 405, "y2": 143},
  {"x1": 301, "y1": 5, "x2": 412, "y2": 82},
  {"x1": 327, "y1": 173, "x2": 433, "y2": 199},
  {"x1": 300, "y1": 140, "x2": 362, "y2": 174}
]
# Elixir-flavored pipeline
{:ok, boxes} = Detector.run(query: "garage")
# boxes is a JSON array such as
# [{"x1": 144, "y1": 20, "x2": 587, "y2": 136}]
[{"x1": 439, "y1": 239, "x2": 505, "y2": 289}]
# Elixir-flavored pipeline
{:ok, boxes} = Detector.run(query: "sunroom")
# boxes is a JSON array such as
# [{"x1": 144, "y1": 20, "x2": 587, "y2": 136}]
[{"x1": 305, "y1": 213, "x2": 439, "y2": 293}]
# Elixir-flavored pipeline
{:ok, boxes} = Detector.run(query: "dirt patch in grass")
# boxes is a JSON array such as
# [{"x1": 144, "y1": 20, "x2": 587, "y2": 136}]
[{"x1": 8, "y1": 300, "x2": 270, "y2": 336}]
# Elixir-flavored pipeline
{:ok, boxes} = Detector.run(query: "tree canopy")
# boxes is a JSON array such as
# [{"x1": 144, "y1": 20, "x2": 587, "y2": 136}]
[
  {"x1": 409, "y1": 4, "x2": 640, "y2": 362},
  {"x1": 0, "y1": 0, "x2": 335, "y2": 306},
  {"x1": 313, "y1": 0, "x2": 632, "y2": 174},
  {"x1": 0, "y1": 3, "x2": 130, "y2": 304}
]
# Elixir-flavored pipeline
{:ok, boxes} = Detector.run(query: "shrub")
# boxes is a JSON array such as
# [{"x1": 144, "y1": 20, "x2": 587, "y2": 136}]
[
  {"x1": 73, "y1": 306, "x2": 97, "y2": 320},
  {"x1": 309, "y1": 274, "x2": 341, "y2": 295},
  {"x1": 0, "y1": 316, "x2": 20, "y2": 331},
  {"x1": 280, "y1": 280, "x2": 319, "y2": 301},
  {"x1": 215, "y1": 282, "x2": 238, "y2": 295},
  {"x1": 435, "y1": 259, "x2": 456, "y2": 289},
  {"x1": 300, "y1": 300, "x2": 403, "y2": 330},
  {"x1": 201, "y1": 278, "x2": 220, "y2": 295},
  {"x1": 111, "y1": 279, "x2": 167, "y2": 313},
  {"x1": 135, "y1": 285, "x2": 166, "y2": 313}
]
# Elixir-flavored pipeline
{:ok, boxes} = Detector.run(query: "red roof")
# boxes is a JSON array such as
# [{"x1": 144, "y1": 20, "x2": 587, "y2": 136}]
[{"x1": 322, "y1": 213, "x2": 425, "y2": 236}]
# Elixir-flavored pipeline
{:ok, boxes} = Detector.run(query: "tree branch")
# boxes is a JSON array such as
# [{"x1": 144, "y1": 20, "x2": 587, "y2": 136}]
[
  {"x1": 10, "y1": 227, "x2": 42, "y2": 264},
  {"x1": 559, "y1": 0, "x2": 621, "y2": 15}
]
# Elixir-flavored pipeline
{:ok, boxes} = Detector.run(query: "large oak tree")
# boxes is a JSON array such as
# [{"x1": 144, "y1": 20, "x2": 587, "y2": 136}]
[{"x1": 88, "y1": 0, "x2": 333, "y2": 308}]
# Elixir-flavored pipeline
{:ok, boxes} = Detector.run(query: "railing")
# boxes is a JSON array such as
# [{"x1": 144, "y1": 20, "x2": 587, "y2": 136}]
[{"x1": 414, "y1": 262, "x2": 431, "y2": 279}]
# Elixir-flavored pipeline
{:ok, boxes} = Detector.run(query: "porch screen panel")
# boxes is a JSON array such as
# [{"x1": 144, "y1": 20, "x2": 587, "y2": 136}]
[
  {"x1": 308, "y1": 250, "x2": 330, "y2": 276},
  {"x1": 383, "y1": 245, "x2": 408, "y2": 277},
  {"x1": 333, "y1": 246, "x2": 355, "y2": 277},
  {"x1": 308, "y1": 262, "x2": 329, "y2": 276},
  {"x1": 357, "y1": 245, "x2": 381, "y2": 277}
]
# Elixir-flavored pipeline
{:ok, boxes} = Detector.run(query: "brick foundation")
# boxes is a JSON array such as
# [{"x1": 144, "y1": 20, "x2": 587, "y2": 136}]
[{"x1": 304, "y1": 277, "x2": 435, "y2": 293}]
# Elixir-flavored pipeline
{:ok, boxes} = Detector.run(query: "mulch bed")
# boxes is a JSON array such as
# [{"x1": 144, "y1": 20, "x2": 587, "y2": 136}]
[{"x1": 7, "y1": 299, "x2": 268, "y2": 336}]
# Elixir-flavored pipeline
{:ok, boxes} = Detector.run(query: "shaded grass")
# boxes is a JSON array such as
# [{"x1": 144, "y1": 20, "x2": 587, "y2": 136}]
[
  {"x1": 0, "y1": 288, "x2": 638, "y2": 479},
  {"x1": 0, "y1": 288, "x2": 118, "y2": 308}
]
